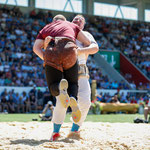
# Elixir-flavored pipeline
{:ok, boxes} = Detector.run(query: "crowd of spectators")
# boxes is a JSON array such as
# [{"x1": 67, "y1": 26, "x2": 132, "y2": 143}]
[
  {"x1": 0, "y1": 5, "x2": 149, "y2": 114},
  {"x1": 96, "y1": 91, "x2": 149, "y2": 104},
  {"x1": 0, "y1": 5, "x2": 132, "y2": 90},
  {"x1": 0, "y1": 87, "x2": 148, "y2": 113},
  {"x1": 89, "y1": 91, "x2": 149, "y2": 114},
  {"x1": 0, "y1": 87, "x2": 55, "y2": 113},
  {"x1": 0, "y1": 5, "x2": 149, "y2": 97},
  {"x1": 85, "y1": 16, "x2": 150, "y2": 80},
  {"x1": 0, "y1": 6, "x2": 51, "y2": 87}
]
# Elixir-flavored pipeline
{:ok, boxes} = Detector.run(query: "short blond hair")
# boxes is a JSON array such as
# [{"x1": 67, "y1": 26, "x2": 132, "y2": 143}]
[{"x1": 53, "y1": 14, "x2": 66, "y2": 21}]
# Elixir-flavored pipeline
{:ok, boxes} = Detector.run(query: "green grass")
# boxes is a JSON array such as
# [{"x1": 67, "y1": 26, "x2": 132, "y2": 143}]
[
  {"x1": 85, "y1": 114, "x2": 144, "y2": 123},
  {"x1": 0, "y1": 113, "x2": 144, "y2": 123}
]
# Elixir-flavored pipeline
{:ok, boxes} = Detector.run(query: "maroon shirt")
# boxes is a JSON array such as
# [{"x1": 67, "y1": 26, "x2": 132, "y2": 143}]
[{"x1": 36, "y1": 20, "x2": 80, "y2": 41}]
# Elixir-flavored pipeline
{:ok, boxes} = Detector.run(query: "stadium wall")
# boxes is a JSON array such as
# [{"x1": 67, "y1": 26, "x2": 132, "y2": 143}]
[
  {"x1": 0, "y1": 86, "x2": 147, "y2": 97},
  {"x1": 97, "y1": 89, "x2": 147, "y2": 96}
]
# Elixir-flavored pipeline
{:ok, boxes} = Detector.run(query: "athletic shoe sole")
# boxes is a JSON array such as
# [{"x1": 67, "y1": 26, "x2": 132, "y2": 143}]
[
  {"x1": 67, "y1": 131, "x2": 81, "y2": 139},
  {"x1": 69, "y1": 97, "x2": 81, "y2": 123},
  {"x1": 59, "y1": 79, "x2": 70, "y2": 108}
]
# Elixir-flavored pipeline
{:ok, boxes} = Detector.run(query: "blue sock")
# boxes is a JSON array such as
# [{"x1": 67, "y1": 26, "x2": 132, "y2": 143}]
[
  {"x1": 53, "y1": 123, "x2": 61, "y2": 133},
  {"x1": 71, "y1": 123, "x2": 80, "y2": 132}
]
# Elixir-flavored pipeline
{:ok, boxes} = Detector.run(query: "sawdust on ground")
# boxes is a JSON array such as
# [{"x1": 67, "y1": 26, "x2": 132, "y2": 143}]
[{"x1": 0, "y1": 121, "x2": 150, "y2": 150}]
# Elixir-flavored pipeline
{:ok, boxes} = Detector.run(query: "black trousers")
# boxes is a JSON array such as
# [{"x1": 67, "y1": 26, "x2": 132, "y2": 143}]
[{"x1": 45, "y1": 61, "x2": 78, "y2": 99}]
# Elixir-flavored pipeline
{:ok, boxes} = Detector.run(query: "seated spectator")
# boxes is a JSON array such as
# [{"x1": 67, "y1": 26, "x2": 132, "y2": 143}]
[
  {"x1": 1, "y1": 88, "x2": 7, "y2": 97},
  {"x1": 120, "y1": 92, "x2": 128, "y2": 103},
  {"x1": 29, "y1": 85, "x2": 37, "y2": 98},
  {"x1": 22, "y1": 91, "x2": 31, "y2": 113},
  {"x1": 7, "y1": 94, "x2": 15, "y2": 113},
  {"x1": 30, "y1": 9, "x2": 37, "y2": 19},
  {"x1": 96, "y1": 92, "x2": 103, "y2": 102},
  {"x1": 1, "y1": 95, "x2": 9, "y2": 113},
  {"x1": 109, "y1": 94, "x2": 120, "y2": 103},
  {"x1": 24, "y1": 96, "x2": 31, "y2": 113},
  {"x1": 39, "y1": 101, "x2": 54, "y2": 121},
  {"x1": 14, "y1": 92, "x2": 20, "y2": 112},
  {"x1": 37, "y1": 88, "x2": 44, "y2": 106},
  {"x1": 17, "y1": 96, "x2": 25, "y2": 113},
  {"x1": 29, "y1": 86, "x2": 38, "y2": 112},
  {"x1": 30, "y1": 94, "x2": 38, "y2": 113},
  {"x1": 43, "y1": 88, "x2": 51, "y2": 106},
  {"x1": 130, "y1": 96, "x2": 138, "y2": 104}
]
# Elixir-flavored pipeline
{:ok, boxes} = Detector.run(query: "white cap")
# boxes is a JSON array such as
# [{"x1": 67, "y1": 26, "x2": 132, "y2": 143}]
[{"x1": 48, "y1": 101, "x2": 52, "y2": 105}]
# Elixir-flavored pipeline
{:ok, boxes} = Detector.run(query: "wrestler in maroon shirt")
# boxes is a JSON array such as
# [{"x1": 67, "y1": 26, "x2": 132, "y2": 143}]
[
  {"x1": 33, "y1": 15, "x2": 90, "y2": 126},
  {"x1": 37, "y1": 20, "x2": 80, "y2": 42}
]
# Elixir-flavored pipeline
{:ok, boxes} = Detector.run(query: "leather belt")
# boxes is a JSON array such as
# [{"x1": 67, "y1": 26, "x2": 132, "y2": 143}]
[{"x1": 78, "y1": 64, "x2": 89, "y2": 79}]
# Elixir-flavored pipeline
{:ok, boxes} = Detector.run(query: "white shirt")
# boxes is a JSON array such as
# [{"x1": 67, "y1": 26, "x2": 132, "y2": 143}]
[{"x1": 76, "y1": 31, "x2": 97, "y2": 65}]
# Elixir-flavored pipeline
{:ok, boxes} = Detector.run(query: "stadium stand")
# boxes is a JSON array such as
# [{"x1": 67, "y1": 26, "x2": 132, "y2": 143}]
[
  {"x1": 0, "y1": 5, "x2": 149, "y2": 113},
  {"x1": 85, "y1": 16, "x2": 150, "y2": 84}
]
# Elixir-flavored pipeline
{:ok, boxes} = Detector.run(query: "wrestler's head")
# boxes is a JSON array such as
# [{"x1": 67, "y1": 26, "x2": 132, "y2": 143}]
[
  {"x1": 72, "y1": 15, "x2": 85, "y2": 30},
  {"x1": 53, "y1": 14, "x2": 66, "y2": 21}
]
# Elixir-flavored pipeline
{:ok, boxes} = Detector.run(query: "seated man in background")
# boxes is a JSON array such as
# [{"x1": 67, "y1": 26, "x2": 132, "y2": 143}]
[
  {"x1": 109, "y1": 94, "x2": 120, "y2": 103},
  {"x1": 1, "y1": 95, "x2": 9, "y2": 113},
  {"x1": 39, "y1": 101, "x2": 54, "y2": 121}
]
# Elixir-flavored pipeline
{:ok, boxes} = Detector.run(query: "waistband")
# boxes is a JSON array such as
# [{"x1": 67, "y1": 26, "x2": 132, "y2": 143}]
[
  {"x1": 78, "y1": 64, "x2": 89, "y2": 79},
  {"x1": 48, "y1": 37, "x2": 75, "y2": 47},
  {"x1": 54, "y1": 37, "x2": 75, "y2": 43}
]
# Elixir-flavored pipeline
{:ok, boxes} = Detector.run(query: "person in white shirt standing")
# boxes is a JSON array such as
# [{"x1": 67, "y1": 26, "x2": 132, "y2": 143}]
[{"x1": 67, "y1": 15, "x2": 99, "y2": 138}]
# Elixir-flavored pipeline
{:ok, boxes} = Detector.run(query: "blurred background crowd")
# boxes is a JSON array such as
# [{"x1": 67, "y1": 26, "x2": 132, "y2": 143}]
[{"x1": 0, "y1": 5, "x2": 149, "y2": 113}]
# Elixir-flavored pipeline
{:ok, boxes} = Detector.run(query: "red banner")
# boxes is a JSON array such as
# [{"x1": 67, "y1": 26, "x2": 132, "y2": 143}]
[{"x1": 120, "y1": 53, "x2": 149, "y2": 86}]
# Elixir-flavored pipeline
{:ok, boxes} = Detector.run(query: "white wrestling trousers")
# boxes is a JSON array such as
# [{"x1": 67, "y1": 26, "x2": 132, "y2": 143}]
[{"x1": 52, "y1": 77, "x2": 91, "y2": 126}]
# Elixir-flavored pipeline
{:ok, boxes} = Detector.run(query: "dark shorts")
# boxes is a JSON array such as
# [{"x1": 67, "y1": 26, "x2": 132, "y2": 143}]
[{"x1": 43, "y1": 38, "x2": 77, "y2": 72}]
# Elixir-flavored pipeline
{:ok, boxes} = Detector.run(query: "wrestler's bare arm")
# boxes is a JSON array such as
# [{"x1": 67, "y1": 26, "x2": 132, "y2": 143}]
[
  {"x1": 33, "y1": 39, "x2": 44, "y2": 60},
  {"x1": 77, "y1": 30, "x2": 91, "y2": 46},
  {"x1": 77, "y1": 31, "x2": 99, "y2": 55},
  {"x1": 77, "y1": 42, "x2": 99, "y2": 55}
]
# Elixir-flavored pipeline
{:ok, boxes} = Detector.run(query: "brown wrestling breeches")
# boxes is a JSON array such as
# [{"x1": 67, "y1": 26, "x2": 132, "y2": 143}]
[{"x1": 43, "y1": 38, "x2": 77, "y2": 72}]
